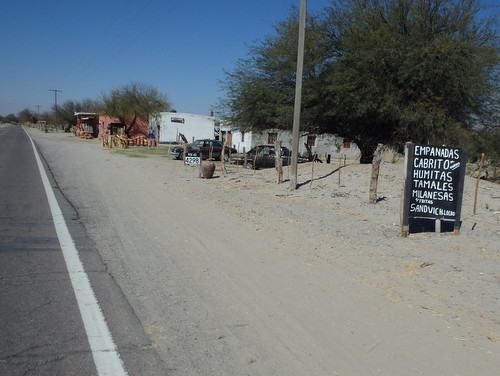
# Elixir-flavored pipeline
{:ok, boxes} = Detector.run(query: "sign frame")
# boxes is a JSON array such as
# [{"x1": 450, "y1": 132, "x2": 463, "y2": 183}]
[{"x1": 401, "y1": 142, "x2": 466, "y2": 237}]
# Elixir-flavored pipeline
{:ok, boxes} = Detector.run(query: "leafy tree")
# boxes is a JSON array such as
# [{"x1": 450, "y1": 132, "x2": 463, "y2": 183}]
[
  {"x1": 99, "y1": 82, "x2": 171, "y2": 136},
  {"x1": 4, "y1": 113, "x2": 19, "y2": 123},
  {"x1": 466, "y1": 126, "x2": 500, "y2": 162},
  {"x1": 218, "y1": 7, "x2": 329, "y2": 133},
  {"x1": 219, "y1": 0, "x2": 499, "y2": 163},
  {"x1": 58, "y1": 99, "x2": 100, "y2": 131},
  {"x1": 319, "y1": 0, "x2": 499, "y2": 161},
  {"x1": 39, "y1": 111, "x2": 53, "y2": 124},
  {"x1": 17, "y1": 108, "x2": 37, "y2": 123}
]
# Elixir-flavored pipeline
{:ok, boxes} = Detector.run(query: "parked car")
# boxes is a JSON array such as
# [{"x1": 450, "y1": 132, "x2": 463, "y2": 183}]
[
  {"x1": 171, "y1": 139, "x2": 237, "y2": 161},
  {"x1": 245, "y1": 145, "x2": 291, "y2": 169}
]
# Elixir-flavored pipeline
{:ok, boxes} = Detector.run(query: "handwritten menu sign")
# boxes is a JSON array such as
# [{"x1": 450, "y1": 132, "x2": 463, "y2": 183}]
[{"x1": 401, "y1": 143, "x2": 466, "y2": 236}]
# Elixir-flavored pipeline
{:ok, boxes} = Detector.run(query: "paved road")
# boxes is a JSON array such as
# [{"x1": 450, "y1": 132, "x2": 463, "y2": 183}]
[{"x1": 0, "y1": 124, "x2": 163, "y2": 375}]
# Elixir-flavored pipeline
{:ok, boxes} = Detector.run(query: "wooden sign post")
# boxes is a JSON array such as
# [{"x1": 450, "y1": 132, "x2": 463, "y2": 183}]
[{"x1": 401, "y1": 143, "x2": 467, "y2": 237}]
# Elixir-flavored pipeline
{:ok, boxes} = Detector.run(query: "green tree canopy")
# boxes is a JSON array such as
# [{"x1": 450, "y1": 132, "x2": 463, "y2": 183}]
[
  {"x1": 17, "y1": 108, "x2": 37, "y2": 123},
  {"x1": 219, "y1": 0, "x2": 499, "y2": 162},
  {"x1": 99, "y1": 82, "x2": 171, "y2": 136},
  {"x1": 219, "y1": 7, "x2": 330, "y2": 132},
  {"x1": 4, "y1": 113, "x2": 19, "y2": 124},
  {"x1": 57, "y1": 99, "x2": 100, "y2": 131}
]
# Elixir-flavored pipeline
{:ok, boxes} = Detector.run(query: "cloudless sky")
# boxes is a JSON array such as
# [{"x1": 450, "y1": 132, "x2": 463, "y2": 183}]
[{"x1": 0, "y1": 0, "x2": 497, "y2": 117}]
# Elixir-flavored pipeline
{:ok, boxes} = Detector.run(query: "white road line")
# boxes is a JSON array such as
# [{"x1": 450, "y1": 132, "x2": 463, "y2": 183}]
[{"x1": 25, "y1": 128, "x2": 128, "y2": 376}]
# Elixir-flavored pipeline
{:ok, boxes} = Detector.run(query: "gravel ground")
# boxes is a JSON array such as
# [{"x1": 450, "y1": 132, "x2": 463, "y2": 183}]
[
  {"x1": 187, "y1": 151, "x2": 500, "y2": 346},
  {"x1": 30, "y1": 129, "x2": 500, "y2": 375}
]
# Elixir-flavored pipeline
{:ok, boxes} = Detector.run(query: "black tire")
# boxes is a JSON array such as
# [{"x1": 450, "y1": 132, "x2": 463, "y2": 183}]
[
  {"x1": 246, "y1": 160, "x2": 254, "y2": 170},
  {"x1": 177, "y1": 151, "x2": 184, "y2": 160}
]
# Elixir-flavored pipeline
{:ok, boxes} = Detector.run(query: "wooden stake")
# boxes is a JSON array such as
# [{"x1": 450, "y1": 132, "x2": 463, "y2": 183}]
[
  {"x1": 369, "y1": 144, "x2": 384, "y2": 204},
  {"x1": 221, "y1": 140, "x2": 227, "y2": 175},
  {"x1": 473, "y1": 153, "x2": 486, "y2": 215},
  {"x1": 182, "y1": 142, "x2": 188, "y2": 165},
  {"x1": 310, "y1": 152, "x2": 316, "y2": 188},
  {"x1": 338, "y1": 154, "x2": 345, "y2": 188},
  {"x1": 252, "y1": 145, "x2": 259, "y2": 173},
  {"x1": 275, "y1": 141, "x2": 283, "y2": 184}
]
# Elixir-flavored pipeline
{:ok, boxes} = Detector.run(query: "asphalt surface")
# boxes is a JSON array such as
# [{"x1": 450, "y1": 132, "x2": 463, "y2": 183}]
[{"x1": 0, "y1": 124, "x2": 164, "y2": 375}]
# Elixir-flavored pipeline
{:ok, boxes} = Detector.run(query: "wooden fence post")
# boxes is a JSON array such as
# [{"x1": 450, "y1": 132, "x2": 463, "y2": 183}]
[
  {"x1": 369, "y1": 144, "x2": 384, "y2": 204},
  {"x1": 275, "y1": 140, "x2": 283, "y2": 184},
  {"x1": 473, "y1": 153, "x2": 485, "y2": 215}
]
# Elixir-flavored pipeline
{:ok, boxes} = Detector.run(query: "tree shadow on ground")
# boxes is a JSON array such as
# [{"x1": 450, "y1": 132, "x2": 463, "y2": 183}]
[{"x1": 295, "y1": 165, "x2": 345, "y2": 189}]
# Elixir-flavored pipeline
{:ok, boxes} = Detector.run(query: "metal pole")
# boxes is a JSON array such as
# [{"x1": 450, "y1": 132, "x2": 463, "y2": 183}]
[
  {"x1": 49, "y1": 89, "x2": 62, "y2": 128},
  {"x1": 290, "y1": 0, "x2": 307, "y2": 190}
]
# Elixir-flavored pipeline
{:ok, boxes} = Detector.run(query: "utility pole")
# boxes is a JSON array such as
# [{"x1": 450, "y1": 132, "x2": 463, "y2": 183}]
[
  {"x1": 289, "y1": 0, "x2": 307, "y2": 190},
  {"x1": 35, "y1": 105, "x2": 42, "y2": 116},
  {"x1": 49, "y1": 89, "x2": 62, "y2": 128}
]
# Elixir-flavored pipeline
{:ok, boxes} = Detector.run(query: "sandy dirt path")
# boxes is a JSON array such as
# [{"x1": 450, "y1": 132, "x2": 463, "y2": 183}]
[{"x1": 30, "y1": 129, "x2": 499, "y2": 375}]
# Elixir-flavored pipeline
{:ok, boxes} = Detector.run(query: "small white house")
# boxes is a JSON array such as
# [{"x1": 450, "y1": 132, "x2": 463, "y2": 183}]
[
  {"x1": 220, "y1": 124, "x2": 360, "y2": 160},
  {"x1": 150, "y1": 112, "x2": 215, "y2": 143}
]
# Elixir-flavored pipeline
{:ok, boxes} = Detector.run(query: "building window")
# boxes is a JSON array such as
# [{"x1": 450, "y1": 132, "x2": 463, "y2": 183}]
[
  {"x1": 268, "y1": 132, "x2": 278, "y2": 144},
  {"x1": 343, "y1": 139, "x2": 351, "y2": 149},
  {"x1": 241, "y1": 131, "x2": 245, "y2": 142},
  {"x1": 171, "y1": 117, "x2": 185, "y2": 124}
]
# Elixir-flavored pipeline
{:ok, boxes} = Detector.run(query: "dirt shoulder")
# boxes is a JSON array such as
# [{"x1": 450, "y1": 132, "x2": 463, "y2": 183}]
[
  {"x1": 30, "y1": 130, "x2": 500, "y2": 374},
  {"x1": 162, "y1": 143, "x2": 500, "y2": 346},
  {"x1": 110, "y1": 136, "x2": 500, "y2": 345}
]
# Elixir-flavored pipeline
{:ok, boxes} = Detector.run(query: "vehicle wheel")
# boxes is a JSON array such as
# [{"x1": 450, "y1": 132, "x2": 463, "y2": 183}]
[
  {"x1": 177, "y1": 151, "x2": 183, "y2": 160},
  {"x1": 223, "y1": 153, "x2": 230, "y2": 162},
  {"x1": 246, "y1": 161, "x2": 254, "y2": 169}
]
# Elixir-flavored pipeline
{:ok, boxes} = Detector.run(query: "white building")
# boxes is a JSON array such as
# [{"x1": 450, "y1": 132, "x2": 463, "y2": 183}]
[
  {"x1": 220, "y1": 124, "x2": 360, "y2": 160},
  {"x1": 150, "y1": 112, "x2": 215, "y2": 143}
]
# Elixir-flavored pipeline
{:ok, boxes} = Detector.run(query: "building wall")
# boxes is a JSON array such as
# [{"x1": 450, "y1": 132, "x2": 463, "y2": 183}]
[
  {"x1": 229, "y1": 129, "x2": 252, "y2": 152},
  {"x1": 309, "y1": 134, "x2": 360, "y2": 160},
  {"x1": 128, "y1": 117, "x2": 149, "y2": 138},
  {"x1": 151, "y1": 112, "x2": 215, "y2": 143},
  {"x1": 224, "y1": 128, "x2": 292, "y2": 153},
  {"x1": 98, "y1": 115, "x2": 120, "y2": 137},
  {"x1": 97, "y1": 115, "x2": 149, "y2": 138},
  {"x1": 225, "y1": 127, "x2": 361, "y2": 160}
]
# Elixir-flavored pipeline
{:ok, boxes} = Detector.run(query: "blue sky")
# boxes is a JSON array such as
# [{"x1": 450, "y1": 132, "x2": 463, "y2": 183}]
[{"x1": 0, "y1": 0, "x2": 497, "y2": 117}]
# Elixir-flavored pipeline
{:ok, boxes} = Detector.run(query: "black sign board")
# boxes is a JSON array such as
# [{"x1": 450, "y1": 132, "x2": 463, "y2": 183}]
[
  {"x1": 401, "y1": 143, "x2": 466, "y2": 236},
  {"x1": 185, "y1": 152, "x2": 201, "y2": 167}
]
